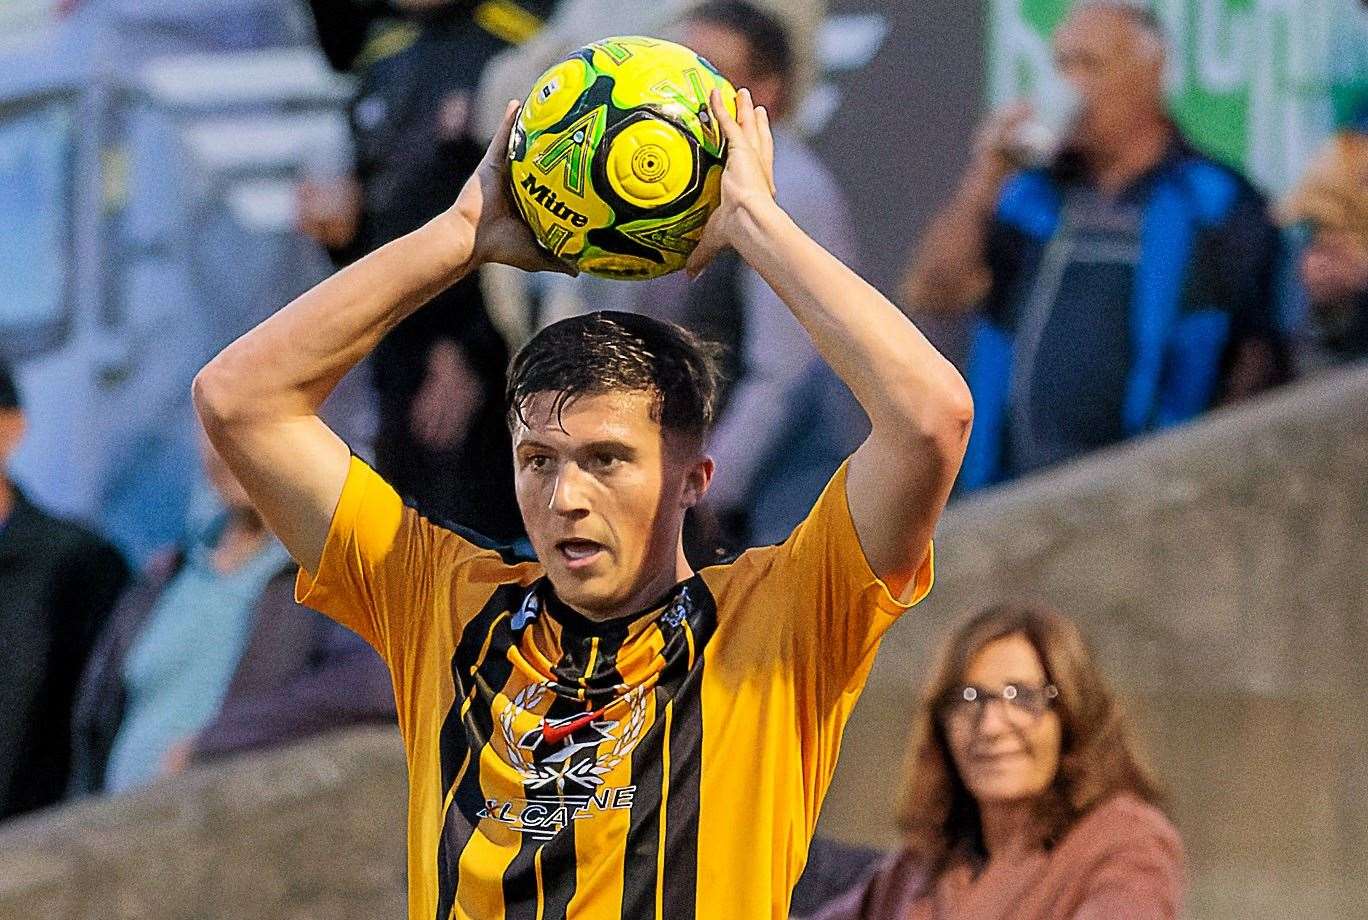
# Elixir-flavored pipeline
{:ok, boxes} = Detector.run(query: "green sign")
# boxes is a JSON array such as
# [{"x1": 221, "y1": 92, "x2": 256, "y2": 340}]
[{"x1": 987, "y1": 0, "x2": 1368, "y2": 193}]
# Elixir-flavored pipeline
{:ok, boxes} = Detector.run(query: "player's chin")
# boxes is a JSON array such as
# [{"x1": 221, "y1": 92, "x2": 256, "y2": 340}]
[
  {"x1": 545, "y1": 557, "x2": 613, "y2": 595},
  {"x1": 546, "y1": 575, "x2": 624, "y2": 617}
]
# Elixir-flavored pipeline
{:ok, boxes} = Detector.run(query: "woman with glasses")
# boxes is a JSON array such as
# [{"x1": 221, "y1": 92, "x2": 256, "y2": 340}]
[{"x1": 803, "y1": 602, "x2": 1183, "y2": 919}]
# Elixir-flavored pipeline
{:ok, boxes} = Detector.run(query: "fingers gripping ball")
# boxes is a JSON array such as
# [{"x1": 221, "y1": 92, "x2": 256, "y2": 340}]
[{"x1": 508, "y1": 36, "x2": 738, "y2": 280}]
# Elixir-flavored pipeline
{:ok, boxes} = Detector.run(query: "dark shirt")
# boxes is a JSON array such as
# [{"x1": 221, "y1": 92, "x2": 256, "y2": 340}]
[
  {"x1": 1008, "y1": 184, "x2": 1140, "y2": 475},
  {"x1": 961, "y1": 132, "x2": 1288, "y2": 492},
  {"x1": 0, "y1": 488, "x2": 128, "y2": 820}
]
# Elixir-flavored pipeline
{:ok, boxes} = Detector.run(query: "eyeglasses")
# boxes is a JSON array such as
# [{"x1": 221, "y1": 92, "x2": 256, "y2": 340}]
[{"x1": 939, "y1": 683, "x2": 1059, "y2": 729}]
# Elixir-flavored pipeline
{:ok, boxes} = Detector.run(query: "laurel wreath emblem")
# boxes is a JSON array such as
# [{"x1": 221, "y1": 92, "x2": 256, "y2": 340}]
[{"x1": 498, "y1": 681, "x2": 650, "y2": 789}]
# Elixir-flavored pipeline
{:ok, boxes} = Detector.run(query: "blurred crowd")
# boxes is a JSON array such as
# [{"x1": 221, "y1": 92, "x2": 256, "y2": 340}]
[{"x1": 2, "y1": 0, "x2": 1365, "y2": 916}]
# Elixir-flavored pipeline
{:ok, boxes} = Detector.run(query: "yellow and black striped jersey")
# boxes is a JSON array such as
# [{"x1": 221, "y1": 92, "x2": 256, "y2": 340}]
[{"x1": 297, "y1": 455, "x2": 932, "y2": 920}]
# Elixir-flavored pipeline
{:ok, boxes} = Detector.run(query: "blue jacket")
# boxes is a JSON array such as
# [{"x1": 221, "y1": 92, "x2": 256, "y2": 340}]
[{"x1": 960, "y1": 141, "x2": 1284, "y2": 492}]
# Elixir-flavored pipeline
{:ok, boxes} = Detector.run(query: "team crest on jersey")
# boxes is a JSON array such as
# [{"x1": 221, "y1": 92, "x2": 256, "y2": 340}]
[
  {"x1": 497, "y1": 680, "x2": 649, "y2": 793},
  {"x1": 511, "y1": 588, "x2": 540, "y2": 629},
  {"x1": 662, "y1": 586, "x2": 693, "y2": 627}
]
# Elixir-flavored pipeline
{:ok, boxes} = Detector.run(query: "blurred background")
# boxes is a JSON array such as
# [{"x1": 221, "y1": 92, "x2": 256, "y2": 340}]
[{"x1": 0, "y1": 1, "x2": 1364, "y2": 918}]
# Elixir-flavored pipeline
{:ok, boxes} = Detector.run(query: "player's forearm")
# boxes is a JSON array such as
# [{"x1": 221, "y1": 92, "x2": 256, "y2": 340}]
[
  {"x1": 731, "y1": 200, "x2": 973, "y2": 449},
  {"x1": 194, "y1": 210, "x2": 476, "y2": 425}
]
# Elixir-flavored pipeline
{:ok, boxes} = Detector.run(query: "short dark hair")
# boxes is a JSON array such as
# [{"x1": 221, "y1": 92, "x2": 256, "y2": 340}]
[
  {"x1": 0, "y1": 359, "x2": 19, "y2": 410},
  {"x1": 688, "y1": 1, "x2": 794, "y2": 85},
  {"x1": 506, "y1": 311, "x2": 722, "y2": 444}
]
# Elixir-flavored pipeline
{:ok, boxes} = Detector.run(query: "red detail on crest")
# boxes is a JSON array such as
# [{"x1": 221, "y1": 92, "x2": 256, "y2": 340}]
[{"x1": 541, "y1": 706, "x2": 609, "y2": 745}]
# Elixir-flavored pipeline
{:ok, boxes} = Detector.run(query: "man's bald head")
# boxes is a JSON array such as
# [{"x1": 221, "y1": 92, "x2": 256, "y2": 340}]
[{"x1": 1054, "y1": 1, "x2": 1170, "y2": 160}]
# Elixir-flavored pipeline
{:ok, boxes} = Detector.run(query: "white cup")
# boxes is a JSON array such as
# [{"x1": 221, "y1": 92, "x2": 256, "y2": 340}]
[{"x1": 1006, "y1": 81, "x2": 1083, "y2": 168}]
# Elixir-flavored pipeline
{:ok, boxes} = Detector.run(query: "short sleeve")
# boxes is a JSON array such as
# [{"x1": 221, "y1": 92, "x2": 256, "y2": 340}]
[
  {"x1": 772, "y1": 460, "x2": 933, "y2": 694},
  {"x1": 294, "y1": 456, "x2": 487, "y2": 665}
]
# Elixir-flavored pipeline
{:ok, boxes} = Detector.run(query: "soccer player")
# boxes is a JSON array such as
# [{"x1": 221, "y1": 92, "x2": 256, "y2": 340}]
[{"x1": 194, "y1": 88, "x2": 972, "y2": 919}]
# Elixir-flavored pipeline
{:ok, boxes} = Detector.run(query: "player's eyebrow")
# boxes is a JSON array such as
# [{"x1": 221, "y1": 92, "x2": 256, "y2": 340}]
[
  {"x1": 578, "y1": 439, "x2": 638, "y2": 460},
  {"x1": 514, "y1": 436, "x2": 560, "y2": 459}
]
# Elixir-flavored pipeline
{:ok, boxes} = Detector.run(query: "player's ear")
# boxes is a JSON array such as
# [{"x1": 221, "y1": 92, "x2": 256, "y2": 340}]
[{"x1": 681, "y1": 455, "x2": 714, "y2": 509}]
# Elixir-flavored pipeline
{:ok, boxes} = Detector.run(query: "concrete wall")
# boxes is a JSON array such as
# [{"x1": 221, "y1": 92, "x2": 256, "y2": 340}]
[
  {"x1": 0, "y1": 729, "x2": 408, "y2": 920},
  {"x1": 821, "y1": 363, "x2": 1368, "y2": 920},
  {"x1": 2, "y1": 366, "x2": 1364, "y2": 920}
]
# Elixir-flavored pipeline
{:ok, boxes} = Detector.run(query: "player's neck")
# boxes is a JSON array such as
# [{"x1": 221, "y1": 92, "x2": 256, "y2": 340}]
[{"x1": 568, "y1": 542, "x2": 695, "y2": 624}]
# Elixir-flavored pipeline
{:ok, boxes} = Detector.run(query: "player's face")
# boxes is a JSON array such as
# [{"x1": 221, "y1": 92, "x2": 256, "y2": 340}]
[
  {"x1": 943, "y1": 633, "x2": 1063, "y2": 807},
  {"x1": 512, "y1": 389, "x2": 711, "y2": 620}
]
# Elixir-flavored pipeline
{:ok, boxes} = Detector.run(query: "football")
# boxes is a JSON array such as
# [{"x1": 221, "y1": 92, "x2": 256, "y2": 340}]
[{"x1": 508, "y1": 36, "x2": 738, "y2": 280}]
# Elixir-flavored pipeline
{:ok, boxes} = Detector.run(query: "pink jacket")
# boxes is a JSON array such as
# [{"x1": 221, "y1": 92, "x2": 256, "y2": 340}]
[{"x1": 804, "y1": 795, "x2": 1184, "y2": 920}]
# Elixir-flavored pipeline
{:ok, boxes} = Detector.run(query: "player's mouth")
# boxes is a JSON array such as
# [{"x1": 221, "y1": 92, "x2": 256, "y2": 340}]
[{"x1": 556, "y1": 539, "x2": 606, "y2": 570}]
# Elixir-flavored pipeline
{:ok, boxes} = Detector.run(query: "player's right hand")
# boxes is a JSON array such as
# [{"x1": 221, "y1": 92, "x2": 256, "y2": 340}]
[
  {"x1": 686, "y1": 87, "x2": 779, "y2": 279},
  {"x1": 449, "y1": 100, "x2": 578, "y2": 276}
]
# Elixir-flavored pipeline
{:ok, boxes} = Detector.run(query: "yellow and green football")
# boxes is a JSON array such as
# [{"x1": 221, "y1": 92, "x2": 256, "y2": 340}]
[{"x1": 508, "y1": 35, "x2": 738, "y2": 280}]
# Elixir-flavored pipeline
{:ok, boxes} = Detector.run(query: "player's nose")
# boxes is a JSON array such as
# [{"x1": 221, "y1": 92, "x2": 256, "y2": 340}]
[{"x1": 548, "y1": 463, "x2": 592, "y2": 516}]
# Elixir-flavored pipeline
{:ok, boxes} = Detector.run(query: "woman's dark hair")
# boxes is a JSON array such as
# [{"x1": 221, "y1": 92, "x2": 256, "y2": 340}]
[
  {"x1": 506, "y1": 311, "x2": 722, "y2": 444},
  {"x1": 898, "y1": 602, "x2": 1166, "y2": 871}
]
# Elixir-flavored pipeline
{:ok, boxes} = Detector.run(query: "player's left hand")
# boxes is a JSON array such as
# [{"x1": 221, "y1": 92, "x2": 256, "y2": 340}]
[
  {"x1": 686, "y1": 87, "x2": 779, "y2": 279},
  {"x1": 449, "y1": 100, "x2": 579, "y2": 276}
]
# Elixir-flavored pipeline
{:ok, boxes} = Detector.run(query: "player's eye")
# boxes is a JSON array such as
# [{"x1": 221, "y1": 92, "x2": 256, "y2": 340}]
[{"x1": 523, "y1": 453, "x2": 553, "y2": 472}]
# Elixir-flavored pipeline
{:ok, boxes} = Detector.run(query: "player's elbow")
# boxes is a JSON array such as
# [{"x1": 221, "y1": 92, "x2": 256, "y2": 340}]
[
  {"x1": 941, "y1": 376, "x2": 975, "y2": 444},
  {"x1": 928, "y1": 388, "x2": 974, "y2": 474},
  {"x1": 192, "y1": 355, "x2": 250, "y2": 434},
  {"x1": 894, "y1": 363, "x2": 975, "y2": 455}
]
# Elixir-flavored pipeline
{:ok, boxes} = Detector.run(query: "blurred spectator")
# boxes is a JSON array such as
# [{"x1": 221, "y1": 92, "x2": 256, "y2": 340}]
[
  {"x1": 0, "y1": 360, "x2": 129, "y2": 821},
  {"x1": 300, "y1": 0, "x2": 558, "y2": 540},
  {"x1": 1280, "y1": 116, "x2": 1368, "y2": 366},
  {"x1": 636, "y1": 0, "x2": 867, "y2": 553},
  {"x1": 68, "y1": 438, "x2": 392, "y2": 795},
  {"x1": 471, "y1": 0, "x2": 824, "y2": 144},
  {"x1": 803, "y1": 602, "x2": 1182, "y2": 920},
  {"x1": 790, "y1": 837, "x2": 884, "y2": 918},
  {"x1": 903, "y1": 1, "x2": 1288, "y2": 494}
]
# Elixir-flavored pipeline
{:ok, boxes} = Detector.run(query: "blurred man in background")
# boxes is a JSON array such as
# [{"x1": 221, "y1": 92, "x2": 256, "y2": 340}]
[
  {"x1": 471, "y1": 0, "x2": 823, "y2": 145},
  {"x1": 903, "y1": 1, "x2": 1287, "y2": 494},
  {"x1": 298, "y1": 0, "x2": 558, "y2": 540},
  {"x1": 1280, "y1": 114, "x2": 1368, "y2": 367},
  {"x1": 0, "y1": 360, "x2": 128, "y2": 820}
]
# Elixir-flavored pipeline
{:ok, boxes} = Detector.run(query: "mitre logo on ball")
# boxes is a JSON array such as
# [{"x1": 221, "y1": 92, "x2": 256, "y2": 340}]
[{"x1": 508, "y1": 35, "x2": 738, "y2": 280}]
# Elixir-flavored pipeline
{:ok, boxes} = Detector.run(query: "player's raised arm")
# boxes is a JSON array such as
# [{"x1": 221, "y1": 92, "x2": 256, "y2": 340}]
[
  {"x1": 690, "y1": 89, "x2": 973, "y2": 596},
  {"x1": 192, "y1": 101, "x2": 570, "y2": 575}
]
